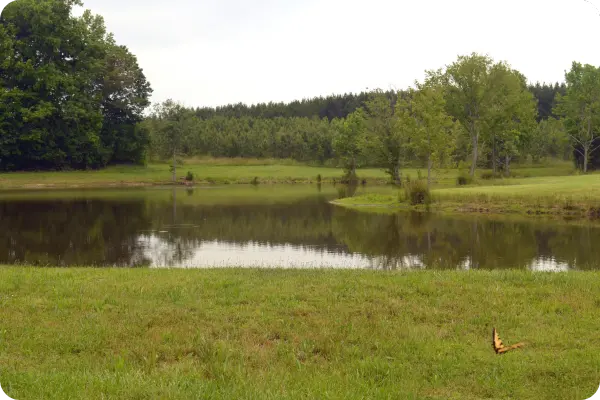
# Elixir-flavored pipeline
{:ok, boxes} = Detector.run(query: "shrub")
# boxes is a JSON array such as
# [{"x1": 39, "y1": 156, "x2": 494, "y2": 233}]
[
  {"x1": 251, "y1": 176, "x2": 260, "y2": 185},
  {"x1": 341, "y1": 170, "x2": 358, "y2": 184},
  {"x1": 457, "y1": 172, "x2": 473, "y2": 186},
  {"x1": 185, "y1": 171, "x2": 194, "y2": 181},
  {"x1": 316, "y1": 174, "x2": 322, "y2": 183},
  {"x1": 404, "y1": 179, "x2": 431, "y2": 205}
]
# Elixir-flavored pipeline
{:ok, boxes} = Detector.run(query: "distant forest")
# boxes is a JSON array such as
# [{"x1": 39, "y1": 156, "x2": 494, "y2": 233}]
[
  {"x1": 145, "y1": 79, "x2": 577, "y2": 183},
  {"x1": 193, "y1": 83, "x2": 566, "y2": 122}
]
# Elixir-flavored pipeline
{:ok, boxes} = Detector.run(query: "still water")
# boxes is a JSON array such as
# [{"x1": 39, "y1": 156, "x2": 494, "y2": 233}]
[{"x1": 0, "y1": 185, "x2": 597, "y2": 270}]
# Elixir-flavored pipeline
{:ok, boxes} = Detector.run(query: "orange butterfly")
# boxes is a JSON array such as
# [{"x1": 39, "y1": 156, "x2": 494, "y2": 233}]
[{"x1": 492, "y1": 327, "x2": 524, "y2": 354}]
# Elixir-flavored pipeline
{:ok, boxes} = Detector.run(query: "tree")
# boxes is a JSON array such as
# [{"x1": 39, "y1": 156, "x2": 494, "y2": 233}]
[
  {"x1": 554, "y1": 62, "x2": 600, "y2": 173},
  {"x1": 428, "y1": 53, "x2": 495, "y2": 177},
  {"x1": 149, "y1": 100, "x2": 198, "y2": 182},
  {"x1": 98, "y1": 39, "x2": 152, "y2": 165},
  {"x1": 485, "y1": 64, "x2": 538, "y2": 175},
  {"x1": 526, "y1": 118, "x2": 569, "y2": 162},
  {"x1": 397, "y1": 86, "x2": 460, "y2": 188},
  {"x1": 364, "y1": 90, "x2": 404, "y2": 184},
  {"x1": 332, "y1": 108, "x2": 366, "y2": 182},
  {"x1": 0, "y1": 0, "x2": 152, "y2": 171}
]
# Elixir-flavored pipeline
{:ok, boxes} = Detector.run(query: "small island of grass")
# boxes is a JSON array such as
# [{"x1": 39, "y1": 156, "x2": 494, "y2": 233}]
[{"x1": 334, "y1": 174, "x2": 600, "y2": 219}]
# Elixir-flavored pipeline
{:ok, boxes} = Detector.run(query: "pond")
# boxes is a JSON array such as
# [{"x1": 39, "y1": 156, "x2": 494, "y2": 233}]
[{"x1": 0, "y1": 185, "x2": 597, "y2": 270}]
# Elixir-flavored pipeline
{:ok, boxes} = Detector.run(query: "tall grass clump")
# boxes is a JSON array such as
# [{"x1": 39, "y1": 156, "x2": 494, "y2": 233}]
[
  {"x1": 456, "y1": 171, "x2": 473, "y2": 186},
  {"x1": 404, "y1": 179, "x2": 431, "y2": 205}
]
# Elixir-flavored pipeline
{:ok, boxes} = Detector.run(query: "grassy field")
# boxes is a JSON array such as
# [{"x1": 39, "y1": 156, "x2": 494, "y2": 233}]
[
  {"x1": 0, "y1": 268, "x2": 599, "y2": 399},
  {"x1": 0, "y1": 159, "x2": 575, "y2": 189},
  {"x1": 337, "y1": 174, "x2": 600, "y2": 218},
  {"x1": 0, "y1": 163, "x2": 389, "y2": 189}
]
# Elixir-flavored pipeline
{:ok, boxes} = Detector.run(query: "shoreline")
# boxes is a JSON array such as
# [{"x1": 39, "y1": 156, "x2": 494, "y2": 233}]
[{"x1": 331, "y1": 197, "x2": 600, "y2": 221}]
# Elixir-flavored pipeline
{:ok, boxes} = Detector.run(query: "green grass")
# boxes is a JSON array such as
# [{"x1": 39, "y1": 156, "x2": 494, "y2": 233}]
[
  {"x1": 337, "y1": 174, "x2": 600, "y2": 218},
  {"x1": 0, "y1": 268, "x2": 599, "y2": 399},
  {"x1": 0, "y1": 164, "x2": 390, "y2": 189},
  {"x1": 0, "y1": 159, "x2": 576, "y2": 189}
]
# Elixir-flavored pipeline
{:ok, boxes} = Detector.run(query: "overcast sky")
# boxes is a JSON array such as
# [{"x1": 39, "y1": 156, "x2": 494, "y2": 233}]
[{"x1": 3, "y1": 0, "x2": 600, "y2": 108}]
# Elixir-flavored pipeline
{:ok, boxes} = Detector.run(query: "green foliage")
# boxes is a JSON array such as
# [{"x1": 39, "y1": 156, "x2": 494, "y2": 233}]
[
  {"x1": 364, "y1": 90, "x2": 404, "y2": 184},
  {"x1": 185, "y1": 171, "x2": 194, "y2": 182},
  {"x1": 0, "y1": 0, "x2": 151, "y2": 171},
  {"x1": 397, "y1": 85, "x2": 460, "y2": 187},
  {"x1": 456, "y1": 171, "x2": 473, "y2": 186},
  {"x1": 554, "y1": 62, "x2": 600, "y2": 173},
  {"x1": 332, "y1": 108, "x2": 367, "y2": 180},
  {"x1": 404, "y1": 179, "x2": 431, "y2": 205}
]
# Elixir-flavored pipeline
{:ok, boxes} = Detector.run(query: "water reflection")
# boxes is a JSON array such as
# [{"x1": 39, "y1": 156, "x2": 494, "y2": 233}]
[{"x1": 0, "y1": 186, "x2": 598, "y2": 270}]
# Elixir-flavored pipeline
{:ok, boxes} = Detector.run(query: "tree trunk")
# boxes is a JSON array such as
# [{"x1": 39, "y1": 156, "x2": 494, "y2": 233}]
[
  {"x1": 492, "y1": 135, "x2": 496, "y2": 175},
  {"x1": 505, "y1": 155, "x2": 511, "y2": 177},
  {"x1": 584, "y1": 145, "x2": 589, "y2": 173},
  {"x1": 172, "y1": 187, "x2": 177, "y2": 223},
  {"x1": 172, "y1": 148, "x2": 176, "y2": 183},
  {"x1": 470, "y1": 125, "x2": 478, "y2": 177},
  {"x1": 392, "y1": 163, "x2": 401, "y2": 186},
  {"x1": 427, "y1": 155, "x2": 432, "y2": 190}
]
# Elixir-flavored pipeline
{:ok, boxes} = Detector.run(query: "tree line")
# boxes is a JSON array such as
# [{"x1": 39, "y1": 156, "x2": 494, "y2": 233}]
[
  {"x1": 147, "y1": 55, "x2": 592, "y2": 184},
  {"x1": 0, "y1": 0, "x2": 152, "y2": 171}
]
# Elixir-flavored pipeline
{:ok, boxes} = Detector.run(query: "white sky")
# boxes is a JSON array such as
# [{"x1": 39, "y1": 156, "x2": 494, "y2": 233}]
[{"x1": 3, "y1": 0, "x2": 600, "y2": 108}]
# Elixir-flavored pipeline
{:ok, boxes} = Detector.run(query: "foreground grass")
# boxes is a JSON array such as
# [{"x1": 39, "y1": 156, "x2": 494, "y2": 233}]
[
  {"x1": 0, "y1": 160, "x2": 574, "y2": 189},
  {"x1": 337, "y1": 174, "x2": 600, "y2": 218},
  {"x1": 0, "y1": 268, "x2": 599, "y2": 399}
]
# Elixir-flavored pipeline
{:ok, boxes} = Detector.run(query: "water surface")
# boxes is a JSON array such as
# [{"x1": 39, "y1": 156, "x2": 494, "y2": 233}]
[{"x1": 0, "y1": 185, "x2": 597, "y2": 270}]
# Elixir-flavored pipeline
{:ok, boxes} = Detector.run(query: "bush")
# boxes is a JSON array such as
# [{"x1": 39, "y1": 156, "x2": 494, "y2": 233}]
[
  {"x1": 251, "y1": 176, "x2": 260, "y2": 185},
  {"x1": 404, "y1": 179, "x2": 431, "y2": 205},
  {"x1": 316, "y1": 174, "x2": 322, "y2": 183},
  {"x1": 457, "y1": 172, "x2": 473, "y2": 186},
  {"x1": 185, "y1": 171, "x2": 194, "y2": 181}
]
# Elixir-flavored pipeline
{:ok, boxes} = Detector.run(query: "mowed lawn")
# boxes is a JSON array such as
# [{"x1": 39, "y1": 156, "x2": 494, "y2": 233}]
[
  {"x1": 0, "y1": 159, "x2": 574, "y2": 189},
  {"x1": 0, "y1": 164, "x2": 389, "y2": 188},
  {"x1": 0, "y1": 268, "x2": 599, "y2": 399},
  {"x1": 436, "y1": 174, "x2": 600, "y2": 199},
  {"x1": 338, "y1": 173, "x2": 600, "y2": 217}
]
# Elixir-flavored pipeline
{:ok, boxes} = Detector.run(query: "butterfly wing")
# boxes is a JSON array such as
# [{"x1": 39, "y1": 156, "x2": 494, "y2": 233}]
[
  {"x1": 492, "y1": 327, "x2": 524, "y2": 354},
  {"x1": 492, "y1": 327, "x2": 505, "y2": 354}
]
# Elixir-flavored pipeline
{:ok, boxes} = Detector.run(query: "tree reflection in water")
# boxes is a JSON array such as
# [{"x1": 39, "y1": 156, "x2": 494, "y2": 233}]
[{"x1": 0, "y1": 187, "x2": 597, "y2": 270}]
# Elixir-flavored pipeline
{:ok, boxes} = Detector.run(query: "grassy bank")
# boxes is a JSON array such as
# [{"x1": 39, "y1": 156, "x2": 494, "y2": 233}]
[
  {"x1": 0, "y1": 268, "x2": 599, "y2": 399},
  {"x1": 336, "y1": 174, "x2": 600, "y2": 218},
  {"x1": 0, "y1": 163, "x2": 389, "y2": 189},
  {"x1": 0, "y1": 160, "x2": 574, "y2": 189}
]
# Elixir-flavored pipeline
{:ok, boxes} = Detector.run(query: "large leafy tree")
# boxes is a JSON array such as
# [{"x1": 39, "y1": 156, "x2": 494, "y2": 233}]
[
  {"x1": 398, "y1": 86, "x2": 460, "y2": 188},
  {"x1": 332, "y1": 108, "x2": 366, "y2": 182},
  {"x1": 554, "y1": 62, "x2": 600, "y2": 173},
  {"x1": 0, "y1": 0, "x2": 151, "y2": 171},
  {"x1": 485, "y1": 64, "x2": 538, "y2": 175},
  {"x1": 147, "y1": 100, "x2": 198, "y2": 182},
  {"x1": 364, "y1": 90, "x2": 404, "y2": 184},
  {"x1": 427, "y1": 53, "x2": 494, "y2": 177}
]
